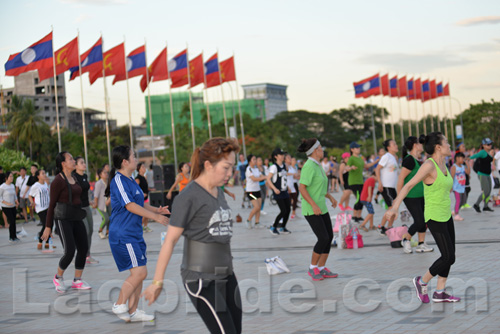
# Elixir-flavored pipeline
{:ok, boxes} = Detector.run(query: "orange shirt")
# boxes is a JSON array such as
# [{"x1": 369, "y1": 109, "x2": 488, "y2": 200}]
[{"x1": 179, "y1": 173, "x2": 189, "y2": 192}]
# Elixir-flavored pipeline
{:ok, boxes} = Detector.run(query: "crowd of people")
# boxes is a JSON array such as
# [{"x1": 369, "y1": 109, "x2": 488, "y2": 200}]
[{"x1": 1, "y1": 133, "x2": 499, "y2": 333}]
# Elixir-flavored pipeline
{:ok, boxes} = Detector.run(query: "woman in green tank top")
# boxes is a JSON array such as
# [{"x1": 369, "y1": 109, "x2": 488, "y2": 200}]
[
  {"x1": 396, "y1": 136, "x2": 433, "y2": 254},
  {"x1": 385, "y1": 132, "x2": 461, "y2": 304}
]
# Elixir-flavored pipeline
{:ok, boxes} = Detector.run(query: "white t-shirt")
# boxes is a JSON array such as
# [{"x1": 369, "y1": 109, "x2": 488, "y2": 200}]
[
  {"x1": 321, "y1": 161, "x2": 330, "y2": 175},
  {"x1": 28, "y1": 182, "x2": 50, "y2": 213},
  {"x1": 494, "y1": 151, "x2": 500, "y2": 171},
  {"x1": 245, "y1": 166, "x2": 261, "y2": 192},
  {"x1": 287, "y1": 166, "x2": 297, "y2": 193},
  {"x1": 379, "y1": 153, "x2": 399, "y2": 188},
  {"x1": 15, "y1": 175, "x2": 30, "y2": 199}
]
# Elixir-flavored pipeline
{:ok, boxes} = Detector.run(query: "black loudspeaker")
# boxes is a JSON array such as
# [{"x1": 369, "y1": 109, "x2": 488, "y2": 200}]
[
  {"x1": 153, "y1": 165, "x2": 164, "y2": 191},
  {"x1": 165, "y1": 190, "x2": 179, "y2": 212},
  {"x1": 149, "y1": 191, "x2": 165, "y2": 208},
  {"x1": 163, "y1": 164, "x2": 176, "y2": 190}
]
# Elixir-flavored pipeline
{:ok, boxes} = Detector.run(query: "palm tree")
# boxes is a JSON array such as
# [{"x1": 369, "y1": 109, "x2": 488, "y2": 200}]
[
  {"x1": 4, "y1": 95, "x2": 24, "y2": 151},
  {"x1": 6, "y1": 96, "x2": 44, "y2": 159}
]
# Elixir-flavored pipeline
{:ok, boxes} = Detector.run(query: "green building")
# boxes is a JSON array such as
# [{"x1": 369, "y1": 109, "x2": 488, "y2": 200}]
[{"x1": 145, "y1": 92, "x2": 266, "y2": 136}]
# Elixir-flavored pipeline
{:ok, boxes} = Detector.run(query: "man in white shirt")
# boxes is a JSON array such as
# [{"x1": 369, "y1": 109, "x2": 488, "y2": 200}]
[
  {"x1": 375, "y1": 139, "x2": 400, "y2": 234},
  {"x1": 15, "y1": 167, "x2": 30, "y2": 223}
]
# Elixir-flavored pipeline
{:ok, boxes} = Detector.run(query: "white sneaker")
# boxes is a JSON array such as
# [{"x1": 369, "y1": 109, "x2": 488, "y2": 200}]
[
  {"x1": 129, "y1": 309, "x2": 154, "y2": 322},
  {"x1": 245, "y1": 220, "x2": 252, "y2": 229},
  {"x1": 112, "y1": 303, "x2": 131, "y2": 322},
  {"x1": 53, "y1": 275, "x2": 67, "y2": 293},
  {"x1": 99, "y1": 231, "x2": 106, "y2": 239},
  {"x1": 401, "y1": 240, "x2": 413, "y2": 254},
  {"x1": 415, "y1": 243, "x2": 434, "y2": 253},
  {"x1": 260, "y1": 210, "x2": 267, "y2": 215}
]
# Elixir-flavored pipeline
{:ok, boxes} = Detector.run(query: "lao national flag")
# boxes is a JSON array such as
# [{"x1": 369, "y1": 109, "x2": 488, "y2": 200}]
[
  {"x1": 69, "y1": 37, "x2": 103, "y2": 81},
  {"x1": 429, "y1": 80, "x2": 437, "y2": 99},
  {"x1": 380, "y1": 74, "x2": 389, "y2": 96},
  {"x1": 113, "y1": 45, "x2": 147, "y2": 85},
  {"x1": 353, "y1": 74, "x2": 380, "y2": 98},
  {"x1": 89, "y1": 43, "x2": 125, "y2": 85},
  {"x1": 398, "y1": 76, "x2": 407, "y2": 98},
  {"x1": 5, "y1": 32, "x2": 53, "y2": 79},
  {"x1": 414, "y1": 78, "x2": 422, "y2": 99},
  {"x1": 436, "y1": 82, "x2": 443, "y2": 97},
  {"x1": 389, "y1": 76, "x2": 398, "y2": 97},
  {"x1": 38, "y1": 37, "x2": 79, "y2": 82},
  {"x1": 205, "y1": 53, "x2": 221, "y2": 88},
  {"x1": 189, "y1": 54, "x2": 204, "y2": 88},
  {"x1": 140, "y1": 48, "x2": 168, "y2": 92},
  {"x1": 407, "y1": 78, "x2": 414, "y2": 100},
  {"x1": 443, "y1": 83, "x2": 450, "y2": 96},
  {"x1": 422, "y1": 80, "x2": 430, "y2": 101},
  {"x1": 220, "y1": 56, "x2": 236, "y2": 83},
  {"x1": 169, "y1": 49, "x2": 188, "y2": 88}
]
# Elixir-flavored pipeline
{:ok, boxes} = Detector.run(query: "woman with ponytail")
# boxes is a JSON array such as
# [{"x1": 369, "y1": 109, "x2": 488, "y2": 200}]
[
  {"x1": 396, "y1": 136, "x2": 434, "y2": 254},
  {"x1": 108, "y1": 146, "x2": 170, "y2": 323},
  {"x1": 143, "y1": 137, "x2": 242, "y2": 334}
]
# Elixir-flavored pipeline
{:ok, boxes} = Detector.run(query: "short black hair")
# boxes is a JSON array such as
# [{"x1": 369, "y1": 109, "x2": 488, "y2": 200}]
[{"x1": 20, "y1": 167, "x2": 27, "y2": 171}]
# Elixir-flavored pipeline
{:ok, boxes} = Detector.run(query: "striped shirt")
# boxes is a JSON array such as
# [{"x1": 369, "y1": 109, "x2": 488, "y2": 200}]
[{"x1": 29, "y1": 182, "x2": 50, "y2": 213}]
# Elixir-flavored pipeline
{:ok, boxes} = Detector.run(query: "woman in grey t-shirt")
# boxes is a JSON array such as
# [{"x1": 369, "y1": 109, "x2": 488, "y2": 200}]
[{"x1": 143, "y1": 137, "x2": 242, "y2": 334}]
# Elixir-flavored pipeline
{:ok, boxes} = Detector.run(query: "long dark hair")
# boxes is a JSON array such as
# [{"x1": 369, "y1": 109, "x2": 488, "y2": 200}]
[
  {"x1": 55, "y1": 151, "x2": 70, "y2": 175},
  {"x1": 424, "y1": 132, "x2": 444, "y2": 155},
  {"x1": 402, "y1": 136, "x2": 418, "y2": 158},
  {"x1": 105, "y1": 145, "x2": 132, "y2": 197}
]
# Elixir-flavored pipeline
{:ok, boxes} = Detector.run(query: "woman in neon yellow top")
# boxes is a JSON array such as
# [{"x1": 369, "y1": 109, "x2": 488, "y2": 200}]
[
  {"x1": 298, "y1": 138, "x2": 338, "y2": 282},
  {"x1": 385, "y1": 132, "x2": 461, "y2": 304}
]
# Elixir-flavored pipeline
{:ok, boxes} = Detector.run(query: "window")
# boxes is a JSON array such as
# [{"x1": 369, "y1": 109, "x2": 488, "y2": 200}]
[{"x1": 34, "y1": 78, "x2": 39, "y2": 84}]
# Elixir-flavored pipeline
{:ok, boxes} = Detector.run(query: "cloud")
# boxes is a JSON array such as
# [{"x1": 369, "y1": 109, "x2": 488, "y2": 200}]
[
  {"x1": 460, "y1": 82, "x2": 500, "y2": 90},
  {"x1": 456, "y1": 16, "x2": 500, "y2": 27},
  {"x1": 74, "y1": 14, "x2": 92, "y2": 23},
  {"x1": 357, "y1": 52, "x2": 473, "y2": 73},
  {"x1": 59, "y1": 0, "x2": 128, "y2": 5}
]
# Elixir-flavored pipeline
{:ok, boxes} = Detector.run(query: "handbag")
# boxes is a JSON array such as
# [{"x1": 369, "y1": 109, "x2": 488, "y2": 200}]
[
  {"x1": 385, "y1": 225, "x2": 408, "y2": 248},
  {"x1": 54, "y1": 173, "x2": 86, "y2": 221},
  {"x1": 345, "y1": 227, "x2": 364, "y2": 249}
]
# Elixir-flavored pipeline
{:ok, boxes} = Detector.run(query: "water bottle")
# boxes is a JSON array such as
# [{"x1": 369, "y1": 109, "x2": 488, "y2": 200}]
[
  {"x1": 353, "y1": 230, "x2": 358, "y2": 249},
  {"x1": 49, "y1": 237, "x2": 53, "y2": 249},
  {"x1": 161, "y1": 232, "x2": 167, "y2": 245}
]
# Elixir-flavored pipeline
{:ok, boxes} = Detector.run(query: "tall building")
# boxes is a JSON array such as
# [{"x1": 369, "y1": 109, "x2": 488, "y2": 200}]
[
  {"x1": 242, "y1": 83, "x2": 288, "y2": 120},
  {"x1": 67, "y1": 106, "x2": 117, "y2": 133},
  {"x1": 1, "y1": 72, "x2": 68, "y2": 128}
]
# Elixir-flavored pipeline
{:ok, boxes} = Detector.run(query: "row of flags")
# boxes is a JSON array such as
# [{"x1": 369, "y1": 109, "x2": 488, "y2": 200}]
[
  {"x1": 4, "y1": 32, "x2": 237, "y2": 92},
  {"x1": 353, "y1": 74, "x2": 450, "y2": 101}
]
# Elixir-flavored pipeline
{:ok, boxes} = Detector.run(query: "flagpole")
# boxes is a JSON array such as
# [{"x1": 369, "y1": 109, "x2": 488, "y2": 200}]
[
  {"x1": 428, "y1": 78, "x2": 434, "y2": 132},
  {"x1": 405, "y1": 75, "x2": 411, "y2": 136},
  {"x1": 186, "y1": 44, "x2": 196, "y2": 152},
  {"x1": 77, "y1": 30, "x2": 89, "y2": 174},
  {"x1": 435, "y1": 88, "x2": 441, "y2": 132},
  {"x1": 202, "y1": 51, "x2": 212, "y2": 138},
  {"x1": 420, "y1": 77, "x2": 427, "y2": 134},
  {"x1": 50, "y1": 27, "x2": 62, "y2": 152},
  {"x1": 396, "y1": 73, "x2": 404, "y2": 146},
  {"x1": 101, "y1": 34, "x2": 112, "y2": 166},
  {"x1": 216, "y1": 50, "x2": 229, "y2": 138},
  {"x1": 447, "y1": 81, "x2": 456, "y2": 149},
  {"x1": 389, "y1": 79, "x2": 395, "y2": 139},
  {"x1": 369, "y1": 97, "x2": 377, "y2": 156},
  {"x1": 377, "y1": 75, "x2": 386, "y2": 140},
  {"x1": 441, "y1": 80, "x2": 448, "y2": 142},
  {"x1": 144, "y1": 39, "x2": 155, "y2": 164},
  {"x1": 123, "y1": 36, "x2": 134, "y2": 151},
  {"x1": 227, "y1": 83, "x2": 238, "y2": 138},
  {"x1": 166, "y1": 43, "x2": 178, "y2": 169},
  {"x1": 233, "y1": 52, "x2": 246, "y2": 157}
]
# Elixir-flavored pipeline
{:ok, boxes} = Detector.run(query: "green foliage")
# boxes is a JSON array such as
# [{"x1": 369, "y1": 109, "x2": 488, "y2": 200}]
[
  {"x1": 0, "y1": 146, "x2": 35, "y2": 172},
  {"x1": 455, "y1": 99, "x2": 500, "y2": 149}
]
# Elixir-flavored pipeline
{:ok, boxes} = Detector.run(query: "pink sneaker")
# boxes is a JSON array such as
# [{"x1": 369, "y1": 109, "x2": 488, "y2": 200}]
[
  {"x1": 345, "y1": 206, "x2": 354, "y2": 211},
  {"x1": 290, "y1": 214, "x2": 296, "y2": 219},
  {"x1": 53, "y1": 275, "x2": 67, "y2": 293},
  {"x1": 339, "y1": 204, "x2": 345, "y2": 211},
  {"x1": 71, "y1": 279, "x2": 92, "y2": 290}
]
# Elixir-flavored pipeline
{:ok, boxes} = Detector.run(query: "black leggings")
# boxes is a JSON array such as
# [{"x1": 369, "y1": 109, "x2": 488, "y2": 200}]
[
  {"x1": 289, "y1": 192, "x2": 298, "y2": 211},
  {"x1": 305, "y1": 213, "x2": 334, "y2": 254},
  {"x1": 37, "y1": 210, "x2": 48, "y2": 243},
  {"x1": 3, "y1": 207, "x2": 17, "y2": 240},
  {"x1": 185, "y1": 273, "x2": 242, "y2": 334},
  {"x1": 350, "y1": 184, "x2": 363, "y2": 211},
  {"x1": 427, "y1": 217, "x2": 455, "y2": 278},
  {"x1": 404, "y1": 197, "x2": 427, "y2": 236},
  {"x1": 273, "y1": 197, "x2": 291, "y2": 228},
  {"x1": 55, "y1": 219, "x2": 88, "y2": 271}
]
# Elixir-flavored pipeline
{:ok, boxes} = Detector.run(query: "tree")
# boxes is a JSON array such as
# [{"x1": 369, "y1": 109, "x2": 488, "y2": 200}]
[{"x1": 456, "y1": 99, "x2": 500, "y2": 149}]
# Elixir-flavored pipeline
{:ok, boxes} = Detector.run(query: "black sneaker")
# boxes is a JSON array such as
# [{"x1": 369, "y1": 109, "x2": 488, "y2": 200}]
[
  {"x1": 378, "y1": 226, "x2": 387, "y2": 236},
  {"x1": 483, "y1": 206, "x2": 494, "y2": 212},
  {"x1": 473, "y1": 204, "x2": 481, "y2": 213}
]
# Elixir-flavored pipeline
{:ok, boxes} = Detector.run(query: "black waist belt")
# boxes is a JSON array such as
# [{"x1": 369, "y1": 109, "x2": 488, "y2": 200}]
[{"x1": 182, "y1": 239, "x2": 233, "y2": 276}]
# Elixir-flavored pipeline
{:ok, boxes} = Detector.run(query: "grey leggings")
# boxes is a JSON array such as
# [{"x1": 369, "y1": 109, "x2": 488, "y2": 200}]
[
  {"x1": 474, "y1": 174, "x2": 492, "y2": 207},
  {"x1": 82, "y1": 206, "x2": 93, "y2": 256}
]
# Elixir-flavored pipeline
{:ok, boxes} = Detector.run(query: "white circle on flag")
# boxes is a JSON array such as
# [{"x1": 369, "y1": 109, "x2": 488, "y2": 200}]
[
  {"x1": 126, "y1": 57, "x2": 133, "y2": 71},
  {"x1": 362, "y1": 82, "x2": 371, "y2": 92},
  {"x1": 82, "y1": 57, "x2": 89, "y2": 67},
  {"x1": 204, "y1": 65, "x2": 208, "y2": 75},
  {"x1": 21, "y1": 48, "x2": 36, "y2": 65},
  {"x1": 168, "y1": 59, "x2": 176, "y2": 71}
]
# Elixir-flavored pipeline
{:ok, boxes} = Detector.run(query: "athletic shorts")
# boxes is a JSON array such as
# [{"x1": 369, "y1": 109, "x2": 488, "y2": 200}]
[
  {"x1": 360, "y1": 201, "x2": 375, "y2": 214},
  {"x1": 381, "y1": 187, "x2": 397, "y2": 207},
  {"x1": 19, "y1": 198, "x2": 29, "y2": 209},
  {"x1": 110, "y1": 240, "x2": 147, "y2": 272},
  {"x1": 246, "y1": 191, "x2": 261, "y2": 200}
]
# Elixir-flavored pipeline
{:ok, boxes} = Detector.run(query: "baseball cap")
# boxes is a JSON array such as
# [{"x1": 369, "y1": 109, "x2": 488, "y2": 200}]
[
  {"x1": 482, "y1": 138, "x2": 493, "y2": 145},
  {"x1": 272, "y1": 148, "x2": 286, "y2": 156},
  {"x1": 350, "y1": 142, "x2": 361, "y2": 149}
]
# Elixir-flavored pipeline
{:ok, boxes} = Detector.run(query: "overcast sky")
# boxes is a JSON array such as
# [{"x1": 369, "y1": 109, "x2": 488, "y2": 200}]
[{"x1": 1, "y1": 0, "x2": 499, "y2": 127}]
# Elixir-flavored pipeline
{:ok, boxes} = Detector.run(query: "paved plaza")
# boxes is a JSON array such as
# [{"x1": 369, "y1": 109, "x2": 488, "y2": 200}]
[{"x1": 0, "y1": 176, "x2": 499, "y2": 333}]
